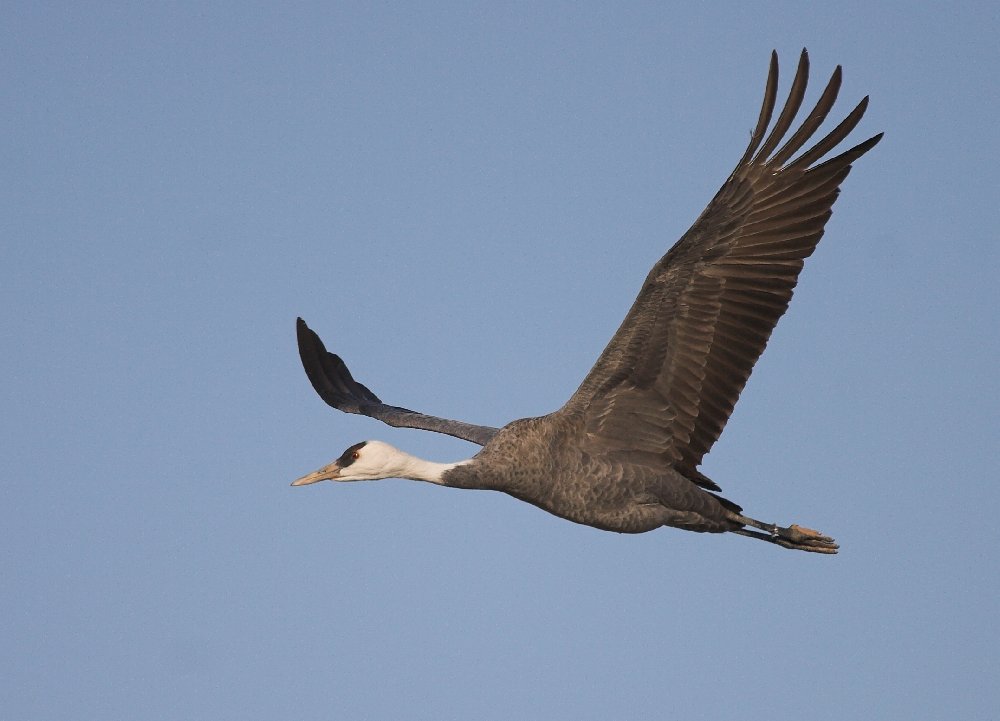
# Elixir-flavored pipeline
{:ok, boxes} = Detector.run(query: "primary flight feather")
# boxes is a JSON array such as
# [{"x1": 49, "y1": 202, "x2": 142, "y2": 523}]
[{"x1": 292, "y1": 50, "x2": 882, "y2": 553}]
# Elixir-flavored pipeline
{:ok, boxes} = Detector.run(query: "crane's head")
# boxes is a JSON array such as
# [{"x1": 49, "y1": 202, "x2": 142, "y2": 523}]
[{"x1": 291, "y1": 440, "x2": 410, "y2": 485}]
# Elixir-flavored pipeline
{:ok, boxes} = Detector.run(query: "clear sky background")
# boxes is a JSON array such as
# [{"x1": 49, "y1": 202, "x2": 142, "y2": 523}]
[{"x1": 3, "y1": 2, "x2": 998, "y2": 719}]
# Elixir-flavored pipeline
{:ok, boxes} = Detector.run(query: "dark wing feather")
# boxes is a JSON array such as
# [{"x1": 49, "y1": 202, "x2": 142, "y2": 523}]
[
  {"x1": 297, "y1": 318, "x2": 499, "y2": 446},
  {"x1": 562, "y1": 49, "x2": 882, "y2": 489}
]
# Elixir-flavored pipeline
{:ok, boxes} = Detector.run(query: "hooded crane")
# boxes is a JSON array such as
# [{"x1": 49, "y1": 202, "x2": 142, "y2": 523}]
[{"x1": 291, "y1": 50, "x2": 882, "y2": 553}]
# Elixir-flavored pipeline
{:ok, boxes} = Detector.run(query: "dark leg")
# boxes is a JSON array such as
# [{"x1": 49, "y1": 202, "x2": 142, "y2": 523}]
[{"x1": 729, "y1": 513, "x2": 838, "y2": 554}]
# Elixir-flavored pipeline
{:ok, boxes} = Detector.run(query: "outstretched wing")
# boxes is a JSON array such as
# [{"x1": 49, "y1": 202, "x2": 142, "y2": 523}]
[
  {"x1": 562, "y1": 50, "x2": 882, "y2": 489},
  {"x1": 296, "y1": 318, "x2": 500, "y2": 446}
]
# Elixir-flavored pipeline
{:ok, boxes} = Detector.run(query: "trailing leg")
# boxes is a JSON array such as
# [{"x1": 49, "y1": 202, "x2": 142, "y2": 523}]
[{"x1": 728, "y1": 512, "x2": 838, "y2": 554}]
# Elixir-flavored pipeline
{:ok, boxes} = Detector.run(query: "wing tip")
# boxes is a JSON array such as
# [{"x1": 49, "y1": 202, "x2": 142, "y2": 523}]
[{"x1": 746, "y1": 53, "x2": 882, "y2": 173}]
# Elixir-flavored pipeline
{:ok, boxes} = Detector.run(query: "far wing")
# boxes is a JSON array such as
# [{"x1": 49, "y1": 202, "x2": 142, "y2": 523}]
[{"x1": 296, "y1": 318, "x2": 500, "y2": 446}]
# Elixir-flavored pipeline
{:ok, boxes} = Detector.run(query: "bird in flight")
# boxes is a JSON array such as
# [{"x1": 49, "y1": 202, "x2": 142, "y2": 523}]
[{"x1": 292, "y1": 50, "x2": 881, "y2": 554}]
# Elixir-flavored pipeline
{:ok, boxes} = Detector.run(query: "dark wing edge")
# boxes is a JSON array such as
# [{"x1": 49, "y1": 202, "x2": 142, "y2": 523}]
[
  {"x1": 296, "y1": 318, "x2": 500, "y2": 446},
  {"x1": 563, "y1": 49, "x2": 882, "y2": 488}
]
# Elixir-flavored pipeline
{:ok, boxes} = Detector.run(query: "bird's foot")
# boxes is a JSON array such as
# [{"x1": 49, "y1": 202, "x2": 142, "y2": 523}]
[{"x1": 771, "y1": 524, "x2": 838, "y2": 554}]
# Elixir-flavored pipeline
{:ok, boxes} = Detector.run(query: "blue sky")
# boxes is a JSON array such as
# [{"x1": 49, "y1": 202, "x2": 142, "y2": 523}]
[{"x1": 3, "y1": 2, "x2": 998, "y2": 719}]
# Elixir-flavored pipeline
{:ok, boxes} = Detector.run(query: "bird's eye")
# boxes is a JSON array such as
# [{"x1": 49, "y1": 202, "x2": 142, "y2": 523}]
[{"x1": 352, "y1": 451, "x2": 360, "y2": 460}]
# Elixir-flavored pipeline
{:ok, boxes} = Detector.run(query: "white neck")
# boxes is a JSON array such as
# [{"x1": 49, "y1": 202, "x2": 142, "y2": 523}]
[{"x1": 378, "y1": 445, "x2": 471, "y2": 485}]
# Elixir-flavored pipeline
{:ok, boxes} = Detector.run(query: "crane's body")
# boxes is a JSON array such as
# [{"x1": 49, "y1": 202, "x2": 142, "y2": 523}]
[{"x1": 438, "y1": 417, "x2": 734, "y2": 535}]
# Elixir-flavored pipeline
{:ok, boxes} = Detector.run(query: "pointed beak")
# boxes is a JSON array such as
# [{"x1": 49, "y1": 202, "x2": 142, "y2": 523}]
[{"x1": 290, "y1": 462, "x2": 341, "y2": 486}]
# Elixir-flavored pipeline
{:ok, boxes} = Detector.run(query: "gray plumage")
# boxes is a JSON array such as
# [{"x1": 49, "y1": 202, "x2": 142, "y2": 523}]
[{"x1": 293, "y1": 50, "x2": 882, "y2": 554}]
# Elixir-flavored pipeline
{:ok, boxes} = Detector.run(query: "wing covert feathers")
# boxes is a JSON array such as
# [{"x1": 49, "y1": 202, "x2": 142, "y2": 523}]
[{"x1": 564, "y1": 49, "x2": 881, "y2": 488}]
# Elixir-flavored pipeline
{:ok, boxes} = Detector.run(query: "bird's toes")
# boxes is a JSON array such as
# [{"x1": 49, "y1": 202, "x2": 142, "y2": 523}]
[
  {"x1": 778, "y1": 524, "x2": 839, "y2": 552},
  {"x1": 787, "y1": 524, "x2": 828, "y2": 541}
]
